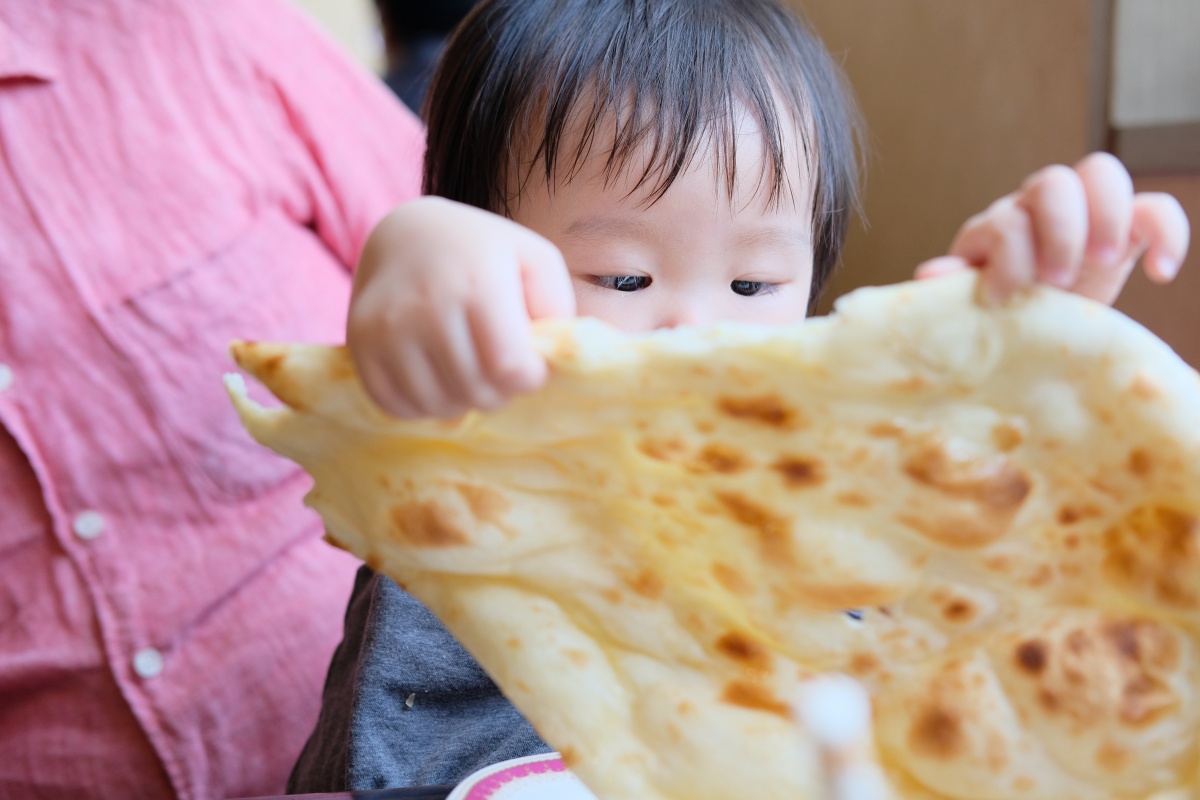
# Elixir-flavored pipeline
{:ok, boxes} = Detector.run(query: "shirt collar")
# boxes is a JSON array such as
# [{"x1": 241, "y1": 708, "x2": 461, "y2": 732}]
[{"x1": 0, "y1": 17, "x2": 56, "y2": 82}]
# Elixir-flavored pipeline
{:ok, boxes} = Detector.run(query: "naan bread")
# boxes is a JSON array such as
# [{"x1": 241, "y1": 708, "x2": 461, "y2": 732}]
[{"x1": 228, "y1": 271, "x2": 1200, "y2": 800}]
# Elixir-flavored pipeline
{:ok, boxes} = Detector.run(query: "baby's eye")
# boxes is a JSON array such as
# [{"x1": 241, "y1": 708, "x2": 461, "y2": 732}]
[
  {"x1": 730, "y1": 280, "x2": 776, "y2": 297},
  {"x1": 592, "y1": 275, "x2": 652, "y2": 292}
]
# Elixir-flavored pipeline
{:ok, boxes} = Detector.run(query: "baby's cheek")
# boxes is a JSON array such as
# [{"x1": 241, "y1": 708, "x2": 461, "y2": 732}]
[
  {"x1": 570, "y1": 284, "x2": 658, "y2": 333},
  {"x1": 722, "y1": 288, "x2": 811, "y2": 328}
]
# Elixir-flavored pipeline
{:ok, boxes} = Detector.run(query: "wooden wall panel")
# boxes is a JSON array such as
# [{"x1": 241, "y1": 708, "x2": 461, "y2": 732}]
[
  {"x1": 1115, "y1": 174, "x2": 1200, "y2": 366},
  {"x1": 792, "y1": 1, "x2": 1101, "y2": 310}
]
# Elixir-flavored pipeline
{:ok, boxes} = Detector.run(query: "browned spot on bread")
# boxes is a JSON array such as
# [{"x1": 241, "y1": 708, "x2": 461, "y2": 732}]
[
  {"x1": 908, "y1": 706, "x2": 965, "y2": 759},
  {"x1": 868, "y1": 421, "x2": 904, "y2": 438},
  {"x1": 1128, "y1": 448, "x2": 1153, "y2": 478},
  {"x1": 1118, "y1": 678, "x2": 1177, "y2": 727},
  {"x1": 716, "y1": 395, "x2": 807, "y2": 430},
  {"x1": 898, "y1": 441, "x2": 1031, "y2": 548},
  {"x1": 1105, "y1": 619, "x2": 1181, "y2": 672},
  {"x1": 771, "y1": 456, "x2": 826, "y2": 489},
  {"x1": 261, "y1": 353, "x2": 285, "y2": 377},
  {"x1": 779, "y1": 581, "x2": 901, "y2": 611},
  {"x1": 1015, "y1": 641, "x2": 1047, "y2": 674},
  {"x1": 889, "y1": 375, "x2": 931, "y2": 392},
  {"x1": 559, "y1": 747, "x2": 578, "y2": 768},
  {"x1": 677, "y1": 700, "x2": 695, "y2": 716},
  {"x1": 836, "y1": 491, "x2": 872, "y2": 508},
  {"x1": 715, "y1": 631, "x2": 771, "y2": 670},
  {"x1": 1013, "y1": 776, "x2": 1035, "y2": 792},
  {"x1": 711, "y1": 563, "x2": 750, "y2": 595},
  {"x1": 1130, "y1": 374, "x2": 1161, "y2": 400},
  {"x1": 720, "y1": 680, "x2": 789, "y2": 717},
  {"x1": 984, "y1": 555, "x2": 1012, "y2": 573},
  {"x1": 943, "y1": 599, "x2": 976, "y2": 624},
  {"x1": 903, "y1": 442, "x2": 1031, "y2": 513},
  {"x1": 1057, "y1": 504, "x2": 1100, "y2": 525},
  {"x1": 505, "y1": 638, "x2": 522, "y2": 649},
  {"x1": 601, "y1": 588, "x2": 623, "y2": 604},
  {"x1": 991, "y1": 423, "x2": 1024, "y2": 452},
  {"x1": 1028, "y1": 564, "x2": 1054, "y2": 589},
  {"x1": 1063, "y1": 533, "x2": 1081, "y2": 550},
  {"x1": 651, "y1": 493, "x2": 676, "y2": 507},
  {"x1": 1087, "y1": 476, "x2": 1124, "y2": 500},
  {"x1": 454, "y1": 483, "x2": 510, "y2": 524},
  {"x1": 715, "y1": 492, "x2": 793, "y2": 563},
  {"x1": 985, "y1": 732, "x2": 1010, "y2": 771},
  {"x1": 1095, "y1": 741, "x2": 1129, "y2": 773},
  {"x1": 626, "y1": 569, "x2": 665, "y2": 599},
  {"x1": 1104, "y1": 505, "x2": 1200, "y2": 609},
  {"x1": 238, "y1": 346, "x2": 310, "y2": 411},
  {"x1": 898, "y1": 513, "x2": 1011, "y2": 550},
  {"x1": 689, "y1": 443, "x2": 751, "y2": 474},
  {"x1": 849, "y1": 652, "x2": 880, "y2": 676},
  {"x1": 696, "y1": 420, "x2": 716, "y2": 434},
  {"x1": 390, "y1": 502, "x2": 470, "y2": 547},
  {"x1": 377, "y1": 475, "x2": 392, "y2": 490},
  {"x1": 638, "y1": 437, "x2": 688, "y2": 461},
  {"x1": 564, "y1": 649, "x2": 589, "y2": 667},
  {"x1": 328, "y1": 356, "x2": 356, "y2": 381},
  {"x1": 1017, "y1": 618, "x2": 1182, "y2": 730}
]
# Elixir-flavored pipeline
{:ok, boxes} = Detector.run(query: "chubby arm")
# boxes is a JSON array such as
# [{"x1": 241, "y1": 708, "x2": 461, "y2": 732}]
[
  {"x1": 347, "y1": 198, "x2": 575, "y2": 418},
  {"x1": 916, "y1": 152, "x2": 1190, "y2": 305}
]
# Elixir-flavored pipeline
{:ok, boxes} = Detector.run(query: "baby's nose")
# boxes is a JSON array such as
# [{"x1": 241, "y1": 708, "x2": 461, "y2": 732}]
[{"x1": 656, "y1": 301, "x2": 709, "y2": 329}]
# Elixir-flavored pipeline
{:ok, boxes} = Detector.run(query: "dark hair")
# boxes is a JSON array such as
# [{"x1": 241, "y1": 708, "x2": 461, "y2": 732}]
[
  {"x1": 374, "y1": 0, "x2": 481, "y2": 43},
  {"x1": 423, "y1": 0, "x2": 863, "y2": 309}
]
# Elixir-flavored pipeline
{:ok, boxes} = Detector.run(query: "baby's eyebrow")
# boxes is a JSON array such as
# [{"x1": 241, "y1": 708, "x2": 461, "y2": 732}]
[
  {"x1": 735, "y1": 226, "x2": 811, "y2": 250},
  {"x1": 564, "y1": 215, "x2": 658, "y2": 243}
]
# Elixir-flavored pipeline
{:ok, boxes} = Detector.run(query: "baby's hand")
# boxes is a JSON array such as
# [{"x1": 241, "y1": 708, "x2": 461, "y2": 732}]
[
  {"x1": 916, "y1": 152, "x2": 1189, "y2": 305},
  {"x1": 348, "y1": 197, "x2": 575, "y2": 418}
]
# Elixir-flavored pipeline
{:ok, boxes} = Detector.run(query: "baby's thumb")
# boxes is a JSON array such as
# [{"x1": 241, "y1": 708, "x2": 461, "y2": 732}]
[{"x1": 517, "y1": 231, "x2": 576, "y2": 320}]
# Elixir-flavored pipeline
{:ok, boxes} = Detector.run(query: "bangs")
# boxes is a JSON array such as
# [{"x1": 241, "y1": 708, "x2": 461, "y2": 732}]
[
  {"x1": 507, "y1": 1, "x2": 815, "y2": 213},
  {"x1": 424, "y1": 0, "x2": 862, "y2": 307}
]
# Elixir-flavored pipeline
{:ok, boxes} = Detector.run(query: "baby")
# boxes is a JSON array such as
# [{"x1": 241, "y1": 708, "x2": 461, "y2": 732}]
[{"x1": 290, "y1": 0, "x2": 1190, "y2": 791}]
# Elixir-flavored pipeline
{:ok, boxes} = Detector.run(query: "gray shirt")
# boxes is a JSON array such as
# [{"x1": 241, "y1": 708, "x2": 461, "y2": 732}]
[{"x1": 288, "y1": 566, "x2": 551, "y2": 792}]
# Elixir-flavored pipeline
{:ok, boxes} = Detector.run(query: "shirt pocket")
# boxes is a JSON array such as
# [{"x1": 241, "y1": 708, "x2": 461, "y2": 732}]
[{"x1": 103, "y1": 211, "x2": 353, "y2": 504}]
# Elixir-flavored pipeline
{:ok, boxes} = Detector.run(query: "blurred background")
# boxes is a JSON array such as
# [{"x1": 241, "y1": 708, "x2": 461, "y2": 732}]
[{"x1": 292, "y1": 0, "x2": 1200, "y2": 363}]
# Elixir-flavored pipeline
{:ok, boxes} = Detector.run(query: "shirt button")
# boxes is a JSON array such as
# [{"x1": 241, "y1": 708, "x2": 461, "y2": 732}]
[
  {"x1": 0, "y1": 364, "x2": 12, "y2": 393},
  {"x1": 133, "y1": 648, "x2": 165, "y2": 679},
  {"x1": 72, "y1": 511, "x2": 106, "y2": 540}
]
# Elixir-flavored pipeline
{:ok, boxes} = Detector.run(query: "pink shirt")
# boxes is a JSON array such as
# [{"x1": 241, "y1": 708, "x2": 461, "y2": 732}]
[{"x1": 0, "y1": 2, "x2": 424, "y2": 798}]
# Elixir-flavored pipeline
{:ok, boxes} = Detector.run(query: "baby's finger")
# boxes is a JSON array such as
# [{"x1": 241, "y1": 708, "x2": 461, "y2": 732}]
[
  {"x1": 396, "y1": 339, "x2": 471, "y2": 419},
  {"x1": 949, "y1": 197, "x2": 1037, "y2": 304},
  {"x1": 357, "y1": 355, "x2": 422, "y2": 419},
  {"x1": 1131, "y1": 192, "x2": 1189, "y2": 283},
  {"x1": 516, "y1": 227, "x2": 576, "y2": 320},
  {"x1": 432, "y1": 310, "x2": 506, "y2": 412},
  {"x1": 914, "y1": 256, "x2": 970, "y2": 280},
  {"x1": 469, "y1": 270, "x2": 547, "y2": 396},
  {"x1": 1017, "y1": 164, "x2": 1087, "y2": 288},
  {"x1": 1074, "y1": 152, "x2": 1134, "y2": 266}
]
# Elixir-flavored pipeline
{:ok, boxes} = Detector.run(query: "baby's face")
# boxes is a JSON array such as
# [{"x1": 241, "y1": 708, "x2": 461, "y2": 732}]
[{"x1": 510, "y1": 113, "x2": 815, "y2": 333}]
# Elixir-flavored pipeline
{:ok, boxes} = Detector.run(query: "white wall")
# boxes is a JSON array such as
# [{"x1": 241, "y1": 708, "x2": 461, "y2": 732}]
[
  {"x1": 1112, "y1": 0, "x2": 1200, "y2": 127},
  {"x1": 288, "y1": 0, "x2": 384, "y2": 71}
]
